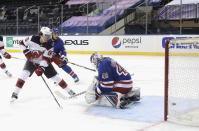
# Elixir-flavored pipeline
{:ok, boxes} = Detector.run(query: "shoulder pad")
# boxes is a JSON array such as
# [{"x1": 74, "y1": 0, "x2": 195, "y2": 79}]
[
  {"x1": 43, "y1": 42, "x2": 53, "y2": 50},
  {"x1": 31, "y1": 35, "x2": 40, "y2": 44}
]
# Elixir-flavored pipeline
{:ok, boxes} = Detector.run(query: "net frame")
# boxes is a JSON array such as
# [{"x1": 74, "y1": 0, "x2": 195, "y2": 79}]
[{"x1": 164, "y1": 38, "x2": 199, "y2": 126}]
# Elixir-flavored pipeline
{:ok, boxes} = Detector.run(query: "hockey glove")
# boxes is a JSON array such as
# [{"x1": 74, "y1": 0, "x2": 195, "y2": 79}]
[
  {"x1": 3, "y1": 52, "x2": 11, "y2": 59},
  {"x1": 23, "y1": 49, "x2": 33, "y2": 60},
  {"x1": 61, "y1": 55, "x2": 68, "y2": 64},
  {"x1": 35, "y1": 66, "x2": 45, "y2": 76}
]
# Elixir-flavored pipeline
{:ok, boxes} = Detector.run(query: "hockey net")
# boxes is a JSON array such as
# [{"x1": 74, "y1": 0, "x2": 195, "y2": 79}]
[{"x1": 165, "y1": 38, "x2": 199, "y2": 126}]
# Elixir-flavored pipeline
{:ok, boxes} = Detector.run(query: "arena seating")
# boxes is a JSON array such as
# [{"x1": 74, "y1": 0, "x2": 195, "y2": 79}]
[
  {"x1": 0, "y1": 0, "x2": 198, "y2": 35},
  {"x1": 61, "y1": 0, "x2": 145, "y2": 33}
]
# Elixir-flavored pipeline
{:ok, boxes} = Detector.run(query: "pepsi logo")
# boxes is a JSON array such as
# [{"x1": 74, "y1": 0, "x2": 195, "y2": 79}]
[{"x1": 112, "y1": 37, "x2": 121, "y2": 48}]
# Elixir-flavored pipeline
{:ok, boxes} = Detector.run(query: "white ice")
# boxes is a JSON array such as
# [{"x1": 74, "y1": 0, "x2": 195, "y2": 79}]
[{"x1": 0, "y1": 53, "x2": 198, "y2": 131}]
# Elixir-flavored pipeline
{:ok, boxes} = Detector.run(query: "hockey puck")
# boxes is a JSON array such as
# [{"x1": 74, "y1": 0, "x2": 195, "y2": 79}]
[{"x1": 172, "y1": 102, "x2": 176, "y2": 105}]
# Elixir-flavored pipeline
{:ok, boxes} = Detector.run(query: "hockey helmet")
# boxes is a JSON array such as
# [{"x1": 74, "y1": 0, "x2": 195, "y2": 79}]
[
  {"x1": 51, "y1": 28, "x2": 59, "y2": 34},
  {"x1": 40, "y1": 27, "x2": 52, "y2": 42},
  {"x1": 90, "y1": 52, "x2": 103, "y2": 70}
]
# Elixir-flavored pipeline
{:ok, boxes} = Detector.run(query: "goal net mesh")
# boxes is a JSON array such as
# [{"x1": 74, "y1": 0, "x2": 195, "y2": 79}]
[{"x1": 166, "y1": 38, "x2": 199, "y2": 126}]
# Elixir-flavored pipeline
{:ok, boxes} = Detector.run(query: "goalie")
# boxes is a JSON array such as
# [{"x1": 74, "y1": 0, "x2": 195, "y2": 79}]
[{"x1": 85, "y1": 52, "x2": 140, "y2": 109}]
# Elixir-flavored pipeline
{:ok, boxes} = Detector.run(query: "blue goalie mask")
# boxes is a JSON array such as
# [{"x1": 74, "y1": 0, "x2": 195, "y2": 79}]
[{"x1": 90, "y1": 52, "x2": 103, "y2": 70}]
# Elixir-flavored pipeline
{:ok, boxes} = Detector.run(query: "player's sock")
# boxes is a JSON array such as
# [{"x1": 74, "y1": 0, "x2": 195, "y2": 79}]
[
  {"x1": 61, "y1": 65, "x2": 79, "y2": 82},
  {"x1": 11, "y1": 78, "x2": 25, "y2": 102},
  {"x1": 58, "y1": 79, "x2": 76, "y2": 96}
]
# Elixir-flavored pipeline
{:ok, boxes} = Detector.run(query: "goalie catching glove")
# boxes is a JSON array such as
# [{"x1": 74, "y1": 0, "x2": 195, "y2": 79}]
[
  {"x1": 35, "y1": 66, "x2": 45, "y2": 76},
  {"x1": 85, "y1": 76, "x2": 100, "y2": 104}
]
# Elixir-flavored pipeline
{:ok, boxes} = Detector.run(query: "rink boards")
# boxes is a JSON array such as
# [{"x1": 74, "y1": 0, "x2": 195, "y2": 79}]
[{"x1": 3, "y1": 35, "x2": 199, "y2": 56}]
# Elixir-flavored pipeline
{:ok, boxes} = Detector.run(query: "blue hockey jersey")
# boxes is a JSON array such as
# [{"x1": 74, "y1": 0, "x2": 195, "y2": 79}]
[
  {"x1": 97, "y1": 57, "x2": 132, "y2": 94},
  {"x1": 49, "y1": 37, "x2": 66, "y2": 56}
]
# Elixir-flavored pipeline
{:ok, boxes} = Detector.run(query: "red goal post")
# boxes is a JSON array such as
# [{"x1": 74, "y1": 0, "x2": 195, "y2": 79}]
[{"x1": 164, "y1": 38, "x2": 199, "y2": 126}]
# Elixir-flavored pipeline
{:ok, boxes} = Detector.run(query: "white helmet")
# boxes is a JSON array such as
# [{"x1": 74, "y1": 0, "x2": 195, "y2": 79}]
[
  {"x1": 90, "y1": 52, "x2": 103, "y2": 70},
  {"x1": 40, "y1": 27, "x2": 52, "y2": 42}
]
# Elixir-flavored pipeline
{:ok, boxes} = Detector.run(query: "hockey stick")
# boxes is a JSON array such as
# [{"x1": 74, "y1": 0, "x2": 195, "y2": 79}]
[
  {"x1": 55, "y1": 90, "x2": 86, "y2": 100},
  {"x1": 11, "y1": 56, "x2": 26, "y2": 61},
  {"x1": 68, "y1": 61, "x2": 96, "y2": 72},
  {"x1": 41, "y1": 75, "x2": 63, "y2": 109},
  {"x1": 31, "y1": 60, "x2": 62, "y2": 109}
]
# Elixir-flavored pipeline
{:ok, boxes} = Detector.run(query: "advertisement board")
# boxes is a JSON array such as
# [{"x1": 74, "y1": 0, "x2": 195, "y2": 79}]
[{"x1": 4, "y1": 35, "x2": 199, "y2": 55}]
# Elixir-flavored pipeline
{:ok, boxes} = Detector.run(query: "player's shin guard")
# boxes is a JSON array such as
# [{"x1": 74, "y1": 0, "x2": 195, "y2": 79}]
[
  {"x1": 11, "y1": 78, "x2": 25, "y2": 102},
  {"x1": 15, "y1": 78, "x2": 25, "y2": 93},
  {"x1": 58, "y1": 79, "x2": 76, "y2": 96},
  {"x1": 16, "y1": 78, "x2": 25, "y2": 88}
]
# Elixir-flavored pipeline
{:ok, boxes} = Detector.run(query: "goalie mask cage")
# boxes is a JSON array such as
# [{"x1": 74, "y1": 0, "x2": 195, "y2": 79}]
[{"x1": 164, "y1": 38, "x2": 199, "y2": 126}]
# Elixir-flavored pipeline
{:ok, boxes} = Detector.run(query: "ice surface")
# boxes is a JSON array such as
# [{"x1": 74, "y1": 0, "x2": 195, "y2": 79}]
[{"x1": 0, "y1": 53, "x2": 198, "y2": 131}]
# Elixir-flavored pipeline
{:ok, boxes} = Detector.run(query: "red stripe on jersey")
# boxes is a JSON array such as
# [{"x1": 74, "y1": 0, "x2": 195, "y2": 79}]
[
  {"x1": 101, "y1": 82, "x2": 114, "y2": 86},
  {"x1": 115, "y1": 80, "x2": 133, "y2": 84},
  {"x1": 0, "y1": 46, "x2": 4, "y2": 50},
  {"x1": 70, "y1": 71, "x2": 74, "y2": 76},
  {"x1": 113, "y1": 87, "x2": 132, "y2": 94}
]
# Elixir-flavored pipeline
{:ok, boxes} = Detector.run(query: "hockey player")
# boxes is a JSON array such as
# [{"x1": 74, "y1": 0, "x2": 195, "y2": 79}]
[
  {"x1": 11, "y1": 27, "x2": 76, "y2": 102},
  {"x1": 0, "y1": 35, "x2": 12, "y2": 77},
  {"x1": 85, "y1": 52, "x2": 140, "y2": 109},
  {"x1": 50, "y1": 28, "x2": 79, "y2": 83}
]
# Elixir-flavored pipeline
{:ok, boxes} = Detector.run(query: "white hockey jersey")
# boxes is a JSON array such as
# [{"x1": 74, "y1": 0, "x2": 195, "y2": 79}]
[{"x1": 20, "y1": 35, "x2": 54, "y2": 67}]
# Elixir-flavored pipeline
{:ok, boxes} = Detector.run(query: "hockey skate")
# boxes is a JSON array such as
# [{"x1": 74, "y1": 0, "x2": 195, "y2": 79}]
[
  {"x1": 5, "y1": 70, "x2": 12, "y2": 77},
  {"x1": 74, "y1": 77, "x2": 79, "y2": 83},
  {"x1": 10, "y1": 92, "x2": 18, "y2": 103},
  {"x1": 68, "y1": 90, "x2": 76, "y2": 96}
]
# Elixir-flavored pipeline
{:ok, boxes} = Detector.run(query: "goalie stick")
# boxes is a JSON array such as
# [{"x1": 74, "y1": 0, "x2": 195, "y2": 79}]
[{"x1": 55, "y1": 90, "x2": 86, "y2": 100}]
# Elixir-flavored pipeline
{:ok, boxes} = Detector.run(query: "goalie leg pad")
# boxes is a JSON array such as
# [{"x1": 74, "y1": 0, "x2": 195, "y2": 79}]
[
  {"x1": 127, "y1": 87, "x2": 140, "y2": 101},
  {"x1": 104, "y1": 93, "x2": 119, "y2": 108},
  {"x1": 119, "y1": 87, "x2": 140, "y2": 109}
]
